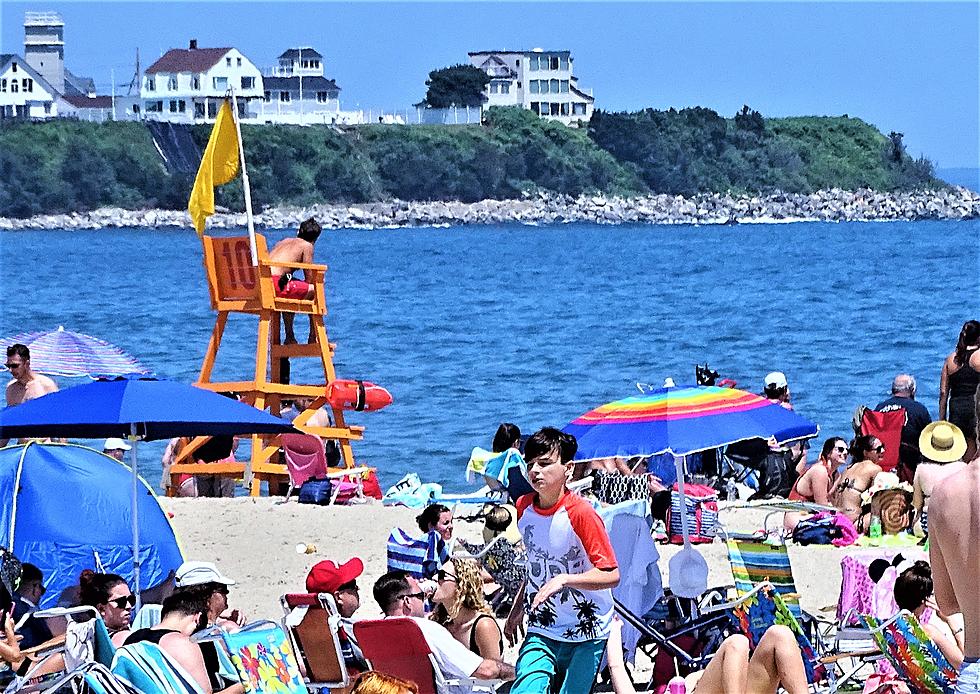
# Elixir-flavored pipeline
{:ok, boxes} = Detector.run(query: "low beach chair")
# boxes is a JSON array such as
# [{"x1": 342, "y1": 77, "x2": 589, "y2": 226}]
[
  {"x1": 211, "y1": 621, "x2": 309, "y2": 694},
  {"x1": 280, "y1": 592, "x2": 352, "y2": 691},
  {"x1": 282, "y1": 433, "x2": 329, "y2": 501},
  {"x1": 386, "y1": 528, "x2": 450, "y2": 579},
  {"x1": 862, "y1": 611, "x2": 956, "y2": 694},
  {"x1": 111, "y1": 641, "x2": 205, "y2": 694}
]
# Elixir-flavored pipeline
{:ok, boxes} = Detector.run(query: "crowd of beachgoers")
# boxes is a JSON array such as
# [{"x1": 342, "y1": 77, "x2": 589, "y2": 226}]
[
  {"x1": 1, "y1": 186, "x2": 978, "y2": 231},
  {"x1": 1, "y1": 319, "x2": 979, "y2": 694}
]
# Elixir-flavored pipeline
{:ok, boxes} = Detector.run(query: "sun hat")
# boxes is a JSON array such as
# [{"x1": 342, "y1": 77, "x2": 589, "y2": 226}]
[
  {"x1": 103, "y1": 438, "x2": 132, "y2": 452},
  {"x1": 306, "y1": 557, "x2": 364, "y2": 594},
  {"x1": 764, "y1": 372, "x2": 788, "y2": 389},
  {"x1": 919, "y1": 421, "x2": 967, "y2": 463},
  {"x1": 175, "y1": 560, "x2": 236, "y2": 587}
]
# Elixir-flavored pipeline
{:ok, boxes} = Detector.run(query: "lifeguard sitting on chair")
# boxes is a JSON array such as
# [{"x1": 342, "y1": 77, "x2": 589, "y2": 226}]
[{"x1": 268, "y1": 217, "x2": 321, "y2": 343}]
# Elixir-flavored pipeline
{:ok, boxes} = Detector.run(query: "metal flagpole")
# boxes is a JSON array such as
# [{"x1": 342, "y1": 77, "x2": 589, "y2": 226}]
[{"x1": 228, "y1": 87, "x2": 259, "y2": 266}]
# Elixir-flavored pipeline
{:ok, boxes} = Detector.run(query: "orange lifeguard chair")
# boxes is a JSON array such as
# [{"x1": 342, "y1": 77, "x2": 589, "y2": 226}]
[{"x1": 166, "y1": 233, "x2": 364, "y2": 496}]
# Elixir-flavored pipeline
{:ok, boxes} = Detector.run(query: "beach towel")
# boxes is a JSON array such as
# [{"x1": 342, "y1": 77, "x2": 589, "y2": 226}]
[
  {"x1": 111, "y1": 641, "x2": 205, "y2": 694},
  {"x1": 219, "y1": 624, "x2": 307, "y2": 694},
  {"x1": 382, "y1": 473, "x2": 442, "y2": 508},
  {"x1": 386, "y1": 528, "x2": 449, "y2": 579}
]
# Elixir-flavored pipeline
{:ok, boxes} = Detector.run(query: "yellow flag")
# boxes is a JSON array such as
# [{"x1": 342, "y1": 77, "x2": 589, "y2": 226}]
[{"x1": 188, "y1": 101, "x2": 241, "y2": 235}]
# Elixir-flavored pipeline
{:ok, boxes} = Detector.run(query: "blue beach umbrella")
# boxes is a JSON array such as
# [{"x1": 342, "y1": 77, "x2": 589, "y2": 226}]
[{"x1": 0, "y1": 376, "x2": 296, "y2": 599}]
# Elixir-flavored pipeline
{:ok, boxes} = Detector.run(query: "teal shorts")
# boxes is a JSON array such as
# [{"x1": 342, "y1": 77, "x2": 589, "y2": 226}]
[{"x1": 511, "y1": 633, "x2": 606, "y2": 694}]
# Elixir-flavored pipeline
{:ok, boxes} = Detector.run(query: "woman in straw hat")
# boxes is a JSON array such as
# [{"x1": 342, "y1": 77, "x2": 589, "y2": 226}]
[{"x1": 912, "y1": 421, "x2": 968, "y2": 536}]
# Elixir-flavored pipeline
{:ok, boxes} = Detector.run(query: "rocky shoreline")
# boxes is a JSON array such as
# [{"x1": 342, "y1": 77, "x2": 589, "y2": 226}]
[{"x1": 1, "y1": 187, "x2": 977, "y2": 231}]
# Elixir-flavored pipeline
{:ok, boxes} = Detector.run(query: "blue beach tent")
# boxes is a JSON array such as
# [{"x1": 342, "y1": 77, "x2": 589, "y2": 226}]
[{"x1": 0, "y1": 442, "x2": 183, "y2": 609}]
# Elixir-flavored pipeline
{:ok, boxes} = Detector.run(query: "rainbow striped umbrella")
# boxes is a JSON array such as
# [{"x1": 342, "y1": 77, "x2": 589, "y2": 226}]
[
  {"x1": 563, "y1": 384, "x2": 818, "y2": 460},
  {"x1": 2, "y1": 326, "x2": 151, "y2": 378}
]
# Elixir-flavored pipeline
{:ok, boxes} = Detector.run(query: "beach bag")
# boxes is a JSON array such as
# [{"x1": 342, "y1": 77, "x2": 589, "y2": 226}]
[
  {"x1": 332, "y1": 480, "x2": 361, "y2": 505},
  {"x1": 792, "y1": 512, "x2": 842, "y2": 546},
  {"x1": 298, "y1": 477, "x2": 332, "y2": 505},
  {"x1": 668, "y1": 483, "x2": 719, "y2": 544}
]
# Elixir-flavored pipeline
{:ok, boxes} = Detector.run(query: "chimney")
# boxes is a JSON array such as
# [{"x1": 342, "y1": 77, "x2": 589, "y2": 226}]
[{"x1": 189, "y1": 39, "x2": 197, "y2": 50}]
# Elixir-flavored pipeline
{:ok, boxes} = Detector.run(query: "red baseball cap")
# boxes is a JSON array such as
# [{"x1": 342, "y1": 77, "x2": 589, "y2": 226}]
[{"x1": 306, "y1": 557, "x2": 364, "y2": 594}]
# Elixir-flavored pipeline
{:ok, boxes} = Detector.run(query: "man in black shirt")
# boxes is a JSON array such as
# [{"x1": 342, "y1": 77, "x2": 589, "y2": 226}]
[{"x1": 876, "y1": 374, "x2": 932, "y2": 481}]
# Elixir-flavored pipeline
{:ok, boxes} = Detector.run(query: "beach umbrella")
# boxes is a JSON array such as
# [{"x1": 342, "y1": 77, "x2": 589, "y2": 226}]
[
  {"x1": 563, "y1": 384, "x2": 819, "y2": 598},
  {"x1": 1, "y1": 326, "x2": 151, "y2": 377},
  {"x1": 0, "y1": 376, "x2": 296, "y2": 600}
]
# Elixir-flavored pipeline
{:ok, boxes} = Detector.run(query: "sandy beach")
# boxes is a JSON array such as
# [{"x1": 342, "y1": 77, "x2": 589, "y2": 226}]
[{"x1": 160, "y1": 497, "x2": 850, "y2": 622}]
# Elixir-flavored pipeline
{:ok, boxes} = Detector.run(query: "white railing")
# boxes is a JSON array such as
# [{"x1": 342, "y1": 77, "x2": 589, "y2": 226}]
[{"x1": 24, "y1": 11, "x2": 64, "y2": 24}]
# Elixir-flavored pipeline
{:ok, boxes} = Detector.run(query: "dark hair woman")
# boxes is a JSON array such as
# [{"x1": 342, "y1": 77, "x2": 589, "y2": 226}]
[
  {"x1": 78, "y1": 570, "x2": 134, "y2": 647},
  {"x1": 416, "y1": 503, "x2": 453, "y2": 542},
  {"x1": 893, "y1": 560, "x2": 964, "y2": 669},
  {"x1": 492, "y1": 423, "x2": 521, "y2": 454},
  {"x1": 940, "y1": 320, "x2": 980, "y2": 462}
]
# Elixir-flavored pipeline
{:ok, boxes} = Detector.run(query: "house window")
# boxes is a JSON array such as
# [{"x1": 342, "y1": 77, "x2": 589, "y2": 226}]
[
  {"x1": 529, "y1": 80, "x2": 539, "y2": 94},
  {"x1": 226, "y1": 57, "x2": 232, "y2": 66},
  {"x1": 146, "y1": 76, "x2": 156, "y2": 91},
  {"x1": 550, "y1": 102, "x2": 560, "y2": 116},
  {"x1": 316, "y1": 91, "x2": 329, "y2": 103},
  {"x1": 280, "y1": 91, "x2": 291, "y2": 102},
  {"x1": 195, "y1": 102, "x2": 205, "y2": 117},
  {"x1": 516, "y1": 59, "x2": 520, "y2": 66},
  {"x1": 528, "y1": 56, "x2": 537, "y2": 71},
  {"x1": 560, "y1": 57, "x2": 569, "y2": 70},
  {"x1": 10, "y1": 81, "x2": 17, "y2": 93},
  {"x1": 11, "y1": 62, "x2": 17, "y2": 72},
  {"x1": 264, "y1": 90, "x2": 271, "y2": 102},
  {"x1": 530, "y1": 101, "x2": 540, "y2": 115},
  {"x1": 134, "y1": 104, "x2": 140, "y2": 114},
  {"x1": 550, "y1": 79, "x2": 560, "y2": 93},
  {"x1": 517, "y1": 81, "x2": 521, "y2": 89},
  {"x1": 146, "y1": 100, "x2": 162, "y2": 112},
  {"x1": 560, "y1": 80, "x2": 569, "y2": 93},
  {"x1": 312, "y1": 60, "x2": 320, "y2": 69},
  {"x1": 572, "y1": 102, "x2": 587, "y2": 116},
  {"x1": 236, "y1": 57, "x2": 242, "y2": 66},
  {"x1": 213, "y1": 76, "x2": 228, "y2": 90},
  {"x1": 1, "y1": 79, "x2": 6, "y2": 92},
  {"x1": 560, "y1": 102, "x2": 569, "y2": 116},
  {"x1": 500, "y1": 82, "x2": 510, "y2": 94},
  {"x1": 179, "y1": 99, "x2": 186, "y2": 111},
  {"x1": 192, "y1": 76, "x2": 200, "y2": 90},
  {"x1": 241, "y1": 76, "x2": 255, "y2": 89},
  {"x1": 489, "y1": 82, "x2": 498, "y2": 94},
  {"x1": 540, "y1": 80, "x2": 549, "y2": 94},
  {"x1": 550, "y1": 56, "x2": 560, "y2": 70},
  {"x1": 168, "y1": 75, "x2": 178, "y2": 90},
  {"x1": 44, "y1": 102, "x2": 51, "y2": 114}
]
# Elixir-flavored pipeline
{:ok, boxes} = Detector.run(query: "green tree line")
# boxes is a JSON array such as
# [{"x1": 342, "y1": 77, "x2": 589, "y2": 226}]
[{"x1": 0, "y1": 105, "x2": 940, "y2": 218}]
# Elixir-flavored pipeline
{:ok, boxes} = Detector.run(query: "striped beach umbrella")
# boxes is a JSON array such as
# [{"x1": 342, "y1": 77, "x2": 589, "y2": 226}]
[
  {"x1": 563, "y1": 384, "x2": 818, "y2": 461},
  {"x1": 2, "y1": 326, "x2": 151, "y2": 378}
]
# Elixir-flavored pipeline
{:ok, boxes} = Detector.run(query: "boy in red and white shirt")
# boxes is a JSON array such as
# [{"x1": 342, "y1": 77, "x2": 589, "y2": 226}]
[{"x1": 506, "y1": 428, "x2": 620, "y2": 694}]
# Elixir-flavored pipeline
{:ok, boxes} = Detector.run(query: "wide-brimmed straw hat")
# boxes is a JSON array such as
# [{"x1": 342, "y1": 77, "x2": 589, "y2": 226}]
[{"x1": 919, "y1": 421, "x2": 967, "y2": 463}]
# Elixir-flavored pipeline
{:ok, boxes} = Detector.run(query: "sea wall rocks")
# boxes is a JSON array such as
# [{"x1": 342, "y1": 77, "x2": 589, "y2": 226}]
[{"x1": 1, "y1": 187, "x2": 977, "y2": 231}]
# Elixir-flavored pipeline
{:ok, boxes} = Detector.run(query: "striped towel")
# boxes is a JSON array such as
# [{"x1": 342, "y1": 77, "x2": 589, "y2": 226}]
[
  {"x1": 111, "y1": 641, "x2": 205, "y2": 694},
  {"x1": 386, "y1": 528, "x2": 449, "y2": 578}
]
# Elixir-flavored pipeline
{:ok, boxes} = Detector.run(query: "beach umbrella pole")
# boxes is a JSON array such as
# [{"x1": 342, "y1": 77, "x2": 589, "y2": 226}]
[
  {"x1": 674, "y1": 454, "x2": 691, "y2": 544},
  {"x1": 129, "y1": 424, "x2": 140, "y2": 610}
]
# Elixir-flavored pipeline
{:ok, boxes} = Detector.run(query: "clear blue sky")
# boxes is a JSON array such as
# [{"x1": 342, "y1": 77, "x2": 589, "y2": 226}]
[{"x1": 3, "y1": 1, "x2": 977, "y2": 167}]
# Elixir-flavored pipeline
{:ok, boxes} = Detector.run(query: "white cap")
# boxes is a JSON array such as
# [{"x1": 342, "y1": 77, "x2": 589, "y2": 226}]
[
  {"x1": 174, "y1": 560, "x2": 236, "y2": 587},
  {"x1": 764, "y1": 371, "x2": 788, "y2": 389},
  {"x1": 103, "y1": 437, "x2": 132, "y2": 451}
]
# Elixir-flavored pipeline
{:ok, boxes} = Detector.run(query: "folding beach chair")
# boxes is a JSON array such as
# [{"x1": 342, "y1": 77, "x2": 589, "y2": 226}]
[
  {"x1": 862, "y1": 611, "x2": 957, "y2": 694},
  {"x1": 386, "y1": 528, "x2": 450, "y2": 579},
  {"x1": 280, "y1": 592, "x2": 353, "y2": 691},
  {"x1": 282, "y1": 433, "x2": 329, "y2": 501},
  {"x1": 456, "y1": 536, "x2": 527, "y2": 615},
  {"x1": 353, "y1": 618, "x2": 494, "y2": 694},
  {"x1": 197, "y1": 620, "x2": 308, "y2": 694},
  {"x1": 111, "y1": 641, "x2": 206, "y2": 694}
]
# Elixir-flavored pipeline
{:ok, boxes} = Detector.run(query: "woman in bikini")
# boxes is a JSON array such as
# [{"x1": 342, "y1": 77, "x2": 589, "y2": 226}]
[
  {"x1": 939, "y1": 320, "x2": 980, "y2": 462},
  {"x1": 783, "y1": 437, "x2": 848, "y2": 532},
  {"x1": 912, "y1": 421, "x2": 968, "y2": 536},
  {"x1": 430, "y1": 557, "x2": 503, "y2": 660},
  {"x1": 831, "y1": 435, "x2": 885, "y2": 529}
]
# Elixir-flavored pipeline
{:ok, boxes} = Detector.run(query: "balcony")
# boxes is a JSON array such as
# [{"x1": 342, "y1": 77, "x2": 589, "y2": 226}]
[
  {"x1": 24, "y1": 36, "x2": 64, "y2": 46},
  {"x1": 24, "y1": 11, "x2": 64, "y2": 25}
]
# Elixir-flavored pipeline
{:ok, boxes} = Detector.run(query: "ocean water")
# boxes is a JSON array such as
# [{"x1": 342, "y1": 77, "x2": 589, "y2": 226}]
[{"x1": 1, "y1": 220, "x2": 978, "y2": 490}]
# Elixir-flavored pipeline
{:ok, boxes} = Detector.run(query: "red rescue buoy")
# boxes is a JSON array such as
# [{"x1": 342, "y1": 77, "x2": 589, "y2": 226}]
[{"x1": 326, "y1": 379, "x2": 393, "y2": 412}]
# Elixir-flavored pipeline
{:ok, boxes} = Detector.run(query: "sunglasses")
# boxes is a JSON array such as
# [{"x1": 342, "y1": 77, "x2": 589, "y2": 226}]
[
  {"x1": 874, "y1": 445, "x2": 886, "y2": 453},
  {"x1": 4, "y1": 363, "x2": 22, "y2": 370},
  {"x1": 834, "y1": 446, "x2": 848, "y2": 453},
  {"x1": 108, "y1": 594, "x2": 136, "y2": 609},
  {"x1": 436, "y1": 570, "x2": 457, "y2": 583},
  {"x1": 400, "y1": 591, "x2": 425, "y2": 601}
]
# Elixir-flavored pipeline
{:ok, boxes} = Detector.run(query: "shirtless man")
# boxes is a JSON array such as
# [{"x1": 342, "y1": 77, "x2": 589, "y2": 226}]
[
  {"x1": 268, "y1": 217, "x2": 321, "y2": 344},
  {"x1": 929, "y1": 463, "x2": 980, "y2": 692},
  {"x1": 3, "y1": 344, "x2": 59, "y2": 446}
]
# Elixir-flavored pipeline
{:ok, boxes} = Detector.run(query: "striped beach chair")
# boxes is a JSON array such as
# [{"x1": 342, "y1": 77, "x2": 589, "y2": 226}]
[
  {"x1": 862, "y1": 611, "x2": 956, "y2": 694},
  {"x1": 726, "y1": 539, "x2": 803, "y2": 622},
  {"x1": 111, "y1": 641, "x2": 205, "y2": 694},
  {"x1": 386, "y1": 528, "x2": 449, "y2": 579}
]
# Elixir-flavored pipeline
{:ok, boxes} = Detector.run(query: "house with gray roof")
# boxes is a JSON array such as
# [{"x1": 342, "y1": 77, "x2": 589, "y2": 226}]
[{"x1": 254, "y1": 47, "x2": 343, "y2": 124}]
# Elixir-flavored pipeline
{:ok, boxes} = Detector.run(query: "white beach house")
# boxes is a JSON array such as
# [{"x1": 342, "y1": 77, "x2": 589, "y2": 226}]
[
  {"x1": 0, "y1": 53, "x2": 60, "y2": 119},
  {"x1": 468, "y1": 49, "x2": 595, "y2": 126},
  {"x1": 141, "y1": 40, "x2": 264, "y2": 123},
  {"x1": 254, "y1": 47, "x2": 343, "y2": 124}
]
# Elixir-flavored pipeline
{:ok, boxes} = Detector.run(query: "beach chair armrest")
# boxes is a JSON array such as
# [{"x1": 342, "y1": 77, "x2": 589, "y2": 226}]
[{"x1": 818, "y1": 648, "x2": 881, "y2": 664}]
